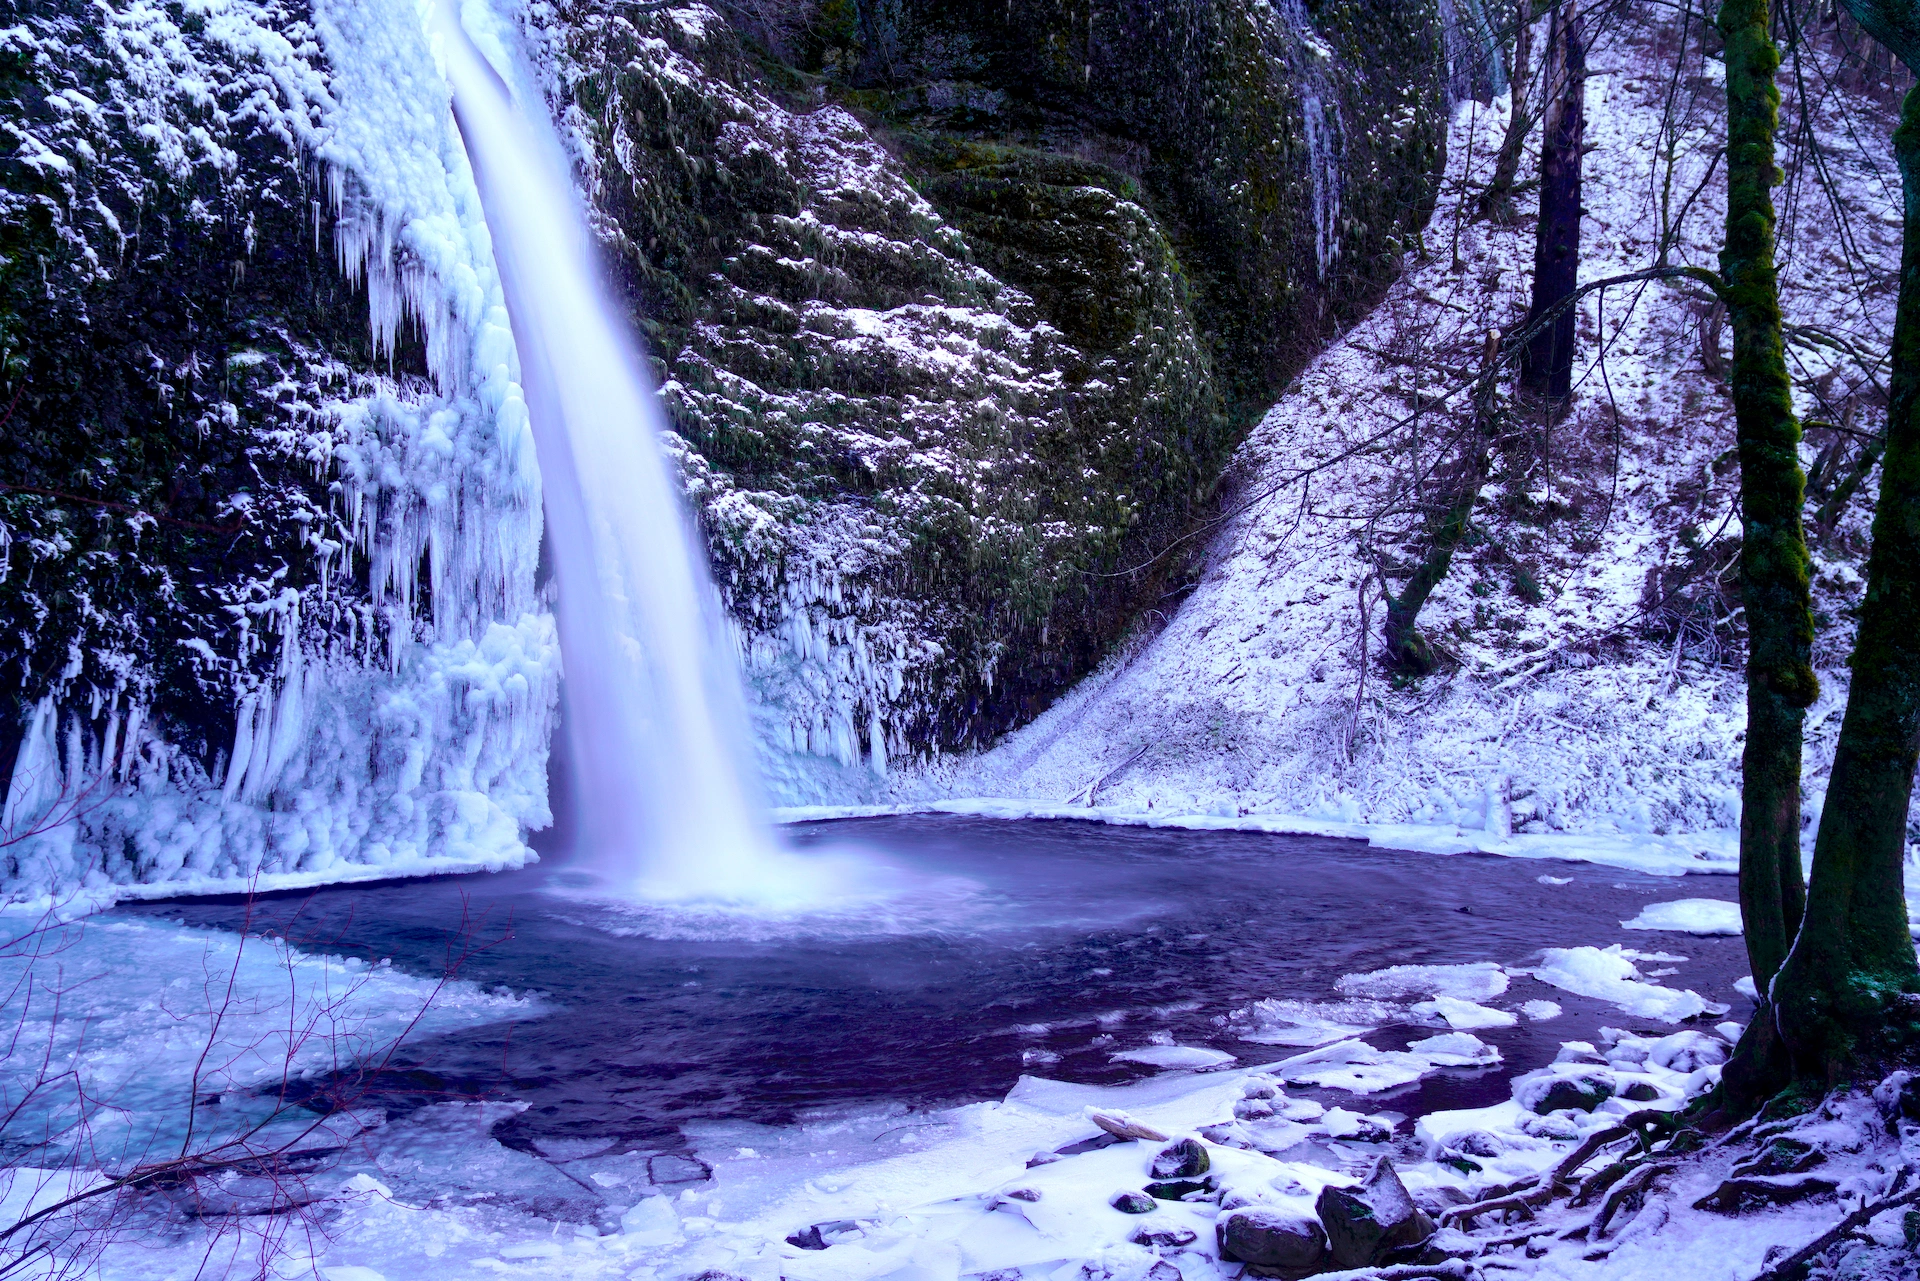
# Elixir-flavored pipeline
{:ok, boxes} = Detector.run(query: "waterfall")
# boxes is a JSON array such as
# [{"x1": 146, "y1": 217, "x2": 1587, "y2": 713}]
[
  {"x1": 1436, "y1": 0, "x2": 1509, "y2": 106},
  {"x1": 1275, "y1": 0, "x2": 1346, "y2": 281},
  {"x1": 1299, "y1": 90, "x2": 1343, "y2": 281},
  {"x1": 431, "y1": 3, "x2": 786, "y2": 903}
]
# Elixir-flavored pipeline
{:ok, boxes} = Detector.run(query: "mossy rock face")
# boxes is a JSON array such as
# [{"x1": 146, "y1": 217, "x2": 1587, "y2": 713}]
[
  {"x1": 816, "y1": 0, "x2": 1447, "y2": 412},
  {"x1": 545, "y1": 0, "x2": 1445, "y2": 788}
]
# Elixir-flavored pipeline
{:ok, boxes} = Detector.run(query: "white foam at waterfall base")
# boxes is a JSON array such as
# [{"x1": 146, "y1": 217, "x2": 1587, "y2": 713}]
[
  {"x1": 544, "y1": 844, "x2": 994, "y2": 942},
  {"x1": 433, "y1": 0, "x2": 891, "y2": 909}
]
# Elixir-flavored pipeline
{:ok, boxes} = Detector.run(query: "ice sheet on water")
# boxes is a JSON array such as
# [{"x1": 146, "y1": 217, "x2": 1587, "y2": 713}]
[
  {"x1": 0, "y1": 911, "x2": 531, "y2": 1170},
  {"x1": 1620, "y1": 948, "x2": 1690, "y2": 963},
  {"x1": 1413, "y1": 994, "x2": 1518, "y2": 1029},
  {"x1": 1526, "y1": 945, "x2": 1727, "y2": 1024},
  {"x1": 1109, "y1": 1044, "x2": 1237, "y2": 1070},
  {"x1": 1275, "y1": 1032, "x2": 1500, "y2": 1094},
  {"x1": 1336, "y1": 961, "x2": 1509, "y2": 1002},
  {"x1": 1226, "y1": 997, "x2": 1401, "y2": 1046},
  {"x1": 1622, "y1": 898, "x2": 1743, "y2": 935}
]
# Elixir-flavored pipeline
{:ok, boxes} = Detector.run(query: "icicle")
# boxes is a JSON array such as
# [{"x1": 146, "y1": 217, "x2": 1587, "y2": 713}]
[
  {"x1": 222, "y1": 695, "x2": 259, "y2": 803},
  {"x1": 1, "y1": 698, "x2": 60, "y2": 835},
  {"x1": 868, "y1": 713, "x2": 888, "y2": 778}
]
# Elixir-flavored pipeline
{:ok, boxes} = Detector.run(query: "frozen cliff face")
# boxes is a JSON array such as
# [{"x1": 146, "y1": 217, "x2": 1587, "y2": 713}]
[
  {"x1": 0, "y1": 0, "x2": 557, "y2": 893},
  {"x1": 530, "y1": 0, "x2": 1445, "y2": 799}
]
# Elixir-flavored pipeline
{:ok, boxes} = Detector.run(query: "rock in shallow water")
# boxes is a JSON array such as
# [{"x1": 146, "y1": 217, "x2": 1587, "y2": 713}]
[{"x1": 1522, "y1": 1069, "x2": 1617, "y2": 1114}]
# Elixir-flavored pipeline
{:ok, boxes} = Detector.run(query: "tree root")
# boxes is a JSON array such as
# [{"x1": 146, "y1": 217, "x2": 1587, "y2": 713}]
[
  {"x1": 1300, "y1": 1262, "x2": 1475, "y2": 1281},
  {"x1": 1729, "y1": 1139, "x2": 1826, "y2": 1180},
  {"x1": 1693, "y1": 1173, "x2": 1841, "y2": 1213},
  {"x1": 1569, "y1": 1157, "x2": 1632, "y2": 1207},
  {"x1": 1444, "y1": 1111, "x2": 1682, "y2": 1230},
  {"x1": 1589, "y1": 1161, "x2": 1673, "y2": 1238},
  {"x1": 1549, "y1": 1125, "x2": 1635, "y2": 1184},
  {"x1": 1748, "y1": 1177, "x2": 1920, "y2": 1281},
  {"x1": 1443, "y1": 1193, "x2": 1545, "y2": 1227}
]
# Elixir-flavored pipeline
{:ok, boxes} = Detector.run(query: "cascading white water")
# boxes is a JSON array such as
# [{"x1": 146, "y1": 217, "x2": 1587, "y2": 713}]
[
  {"x1": 430, "y1": 3, "x2": 813, "y2": 903},
  {"x1": 1435, "y1": 0, "x2": 1510, "y2": 106},
  {"x1": 1276, "y1": 0, "x2": 1346, "y2": 281},
  {"x1": 1297, "y1": 90, "x2": 1343, "y2": 282}
]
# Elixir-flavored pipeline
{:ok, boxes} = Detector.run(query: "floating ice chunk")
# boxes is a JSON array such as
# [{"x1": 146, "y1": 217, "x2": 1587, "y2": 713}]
[
  {"x1": 1226, "y1": 998, "x2": 1398, "y2": 1046},
  {"x1": 1622, "y1": 899, "x2": 1743, "y2": 935},
  {"x1": 1538, "y1": 875, "x2": 1573, "y2": 885},
  {"x1": 1410, "y1": 1032, "x2": 1503, "y2": 1064},
  {"x1": 1336, "y1": 962, "x2": 1509, "y2": 1002},
  {"x1": 1734, "y1": 975, "x2": 1760, "y2": 1001},
  {"x1": 1277, "y1": 1033, "x2": 1499, "y2": 1094},
  {"x1": 1111, "y1": 1044, "x2": 1237, "y2": 1070},
  {"x1": 1520, "y1": 1000, "x2": 1563, "y2": 1021},
  {"x1": 620, "y1": 1195, "x2": 680, "y2": 1244},
  {"x1": 1716, "y1": 1021, "x2": 1746, "y2": 1042},
  {"x1": 1412, "y1": 995, "x2": 1518, "y2": 1030},
  {"x1": 334, "y1": 1172, "x2": 394, "y2": 1202},
  {"x1": 1526, "y1": 946, "x2": 1722, "y2": 1024},
  {"x1": 1321, "y1": 1107, "x2": 1394, "y2": 1139}
]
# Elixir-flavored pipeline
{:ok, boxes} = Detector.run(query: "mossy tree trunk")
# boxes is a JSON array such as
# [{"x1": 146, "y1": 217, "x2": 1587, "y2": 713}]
[
  {"x1": 1769, "y1": 0, "x2": 1920, "y2": 1084},
  {"x1": 1479, "y1": 3, "x2": 1535, "y2": 223},
  {"x1": 1715, "y1": 0, "x2": 1820, "y2": 1098},
  {"x1": 1517, "y1": 5, "x2": 1585, "y2": 403},
  {"x1": 1382, "y1": 330, "x2": 1506, "y2": 674}
]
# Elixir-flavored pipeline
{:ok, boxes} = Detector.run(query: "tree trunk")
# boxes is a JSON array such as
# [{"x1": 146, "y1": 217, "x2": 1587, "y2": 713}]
[
  {"x1": 1718, "y1": 0, "x2": 1818, "y2": 1027},
  {"x1": 1770, "y1": 1, "x2": 1920, "y2": 1084},
  {"x1": 1479, "y1": 4, "x2": 1535, "y2": 223},
  {"x1": 1518, "y1": 6, "x2": 1585, "y2": 404},
  {"x1": 1382, "y1": 330, "x2": 1505, "y2": 674}
]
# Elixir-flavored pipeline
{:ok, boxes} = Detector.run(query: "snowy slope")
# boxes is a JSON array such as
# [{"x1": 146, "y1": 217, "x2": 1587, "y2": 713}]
[{"x1": 911, "y1": 8, "x2": 1920, "y2": 923}]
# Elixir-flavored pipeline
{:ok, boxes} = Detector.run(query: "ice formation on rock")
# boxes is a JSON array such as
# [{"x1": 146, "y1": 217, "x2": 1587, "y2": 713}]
[{"x1": 2, "y1": 0, "x2": 562, "y2": 894}]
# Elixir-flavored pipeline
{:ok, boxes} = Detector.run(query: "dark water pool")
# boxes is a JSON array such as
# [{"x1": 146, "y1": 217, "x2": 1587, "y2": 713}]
[{"x1": 115, "y1": 817, "x2": 1748, "y2": 1154}]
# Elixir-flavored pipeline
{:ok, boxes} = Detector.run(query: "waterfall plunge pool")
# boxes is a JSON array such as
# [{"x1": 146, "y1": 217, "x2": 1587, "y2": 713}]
[{"x1": 114, "y1": 816, "x2": 1745, "y2": 1161}]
